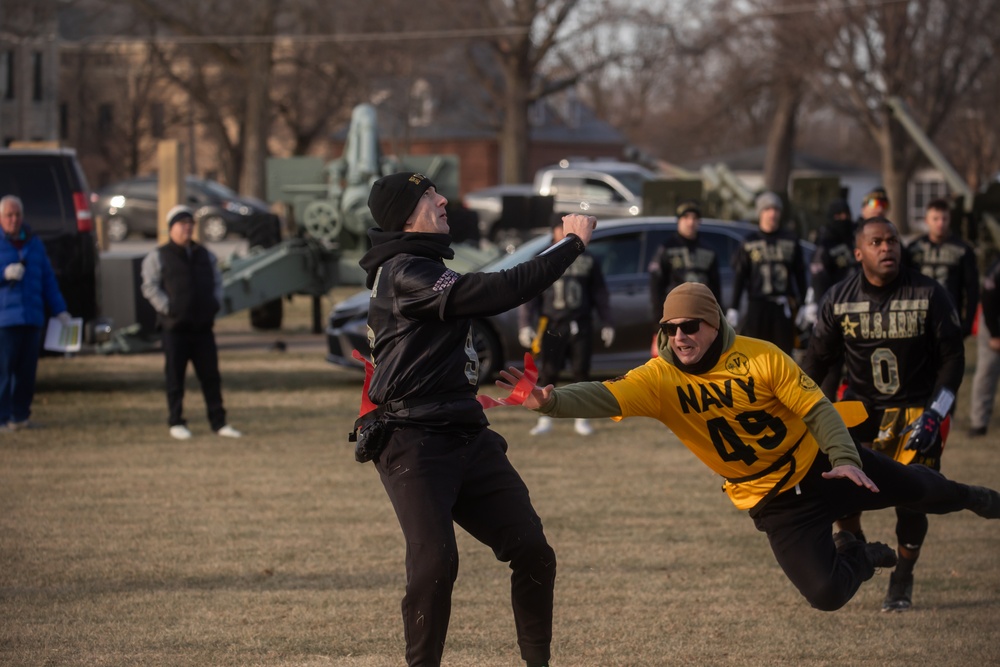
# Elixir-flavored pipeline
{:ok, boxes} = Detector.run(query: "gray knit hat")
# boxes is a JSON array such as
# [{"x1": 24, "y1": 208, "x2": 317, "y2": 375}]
[
  {"x1": 755, "y1": 191, "x2": 783, "y2": 216},
  {"x1": 166, "y1": 205, "x2": 195, "y2": 227}
]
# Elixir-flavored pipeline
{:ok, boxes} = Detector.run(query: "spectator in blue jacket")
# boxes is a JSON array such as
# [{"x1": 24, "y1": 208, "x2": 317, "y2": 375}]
[{"x1": 0, "y1": 195, "x2": 71, "y2": 432}]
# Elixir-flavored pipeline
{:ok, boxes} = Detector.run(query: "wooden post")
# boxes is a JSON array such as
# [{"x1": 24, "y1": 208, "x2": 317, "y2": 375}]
[
  {"x1": 157, "y1": 140, "x2": 187, "y2": 245},
  {"x1": 94, "y1": 214, "x2": 109, "y2": 252}
]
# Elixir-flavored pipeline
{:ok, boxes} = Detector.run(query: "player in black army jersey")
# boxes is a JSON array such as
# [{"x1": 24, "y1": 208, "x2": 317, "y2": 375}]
[
  {"x1": 803, "y1": 198, "x2": 859, "y2": 396},
  {"x1": 519, "y1": 215, "x2": 614, "y2": 436},
  {"x1": 905, "y1": 198, "x2": 979, "y2": 336},
  {"x1": 810, "y1": 199, "x2": 859, "y2": 303},
  {"x1": 358, "y1": 172, "x2": 596, "y2": 667},
  {"x1": 728, "y1": 191, "x2": 807, "y2": 354},
  {"x1": 802, "y1": 215, "x2": 965, "y2": 613},
  {"x1": 648, "y1": 199, "x2": 722, "y2": 315}
]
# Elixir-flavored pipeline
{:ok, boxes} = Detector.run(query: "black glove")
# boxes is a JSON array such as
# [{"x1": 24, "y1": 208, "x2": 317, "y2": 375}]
[{"x1": 904, "y1": 410, "x2": 942, "y2": 452}]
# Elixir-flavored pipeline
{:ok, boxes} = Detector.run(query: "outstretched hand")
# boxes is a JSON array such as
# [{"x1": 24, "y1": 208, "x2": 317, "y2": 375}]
[
  {"x1": 821, "y1": 464, "x2": 879, "y2": 493},
  {"x1": 497, "y1": 366, "x2": 554, "y2": 410}
]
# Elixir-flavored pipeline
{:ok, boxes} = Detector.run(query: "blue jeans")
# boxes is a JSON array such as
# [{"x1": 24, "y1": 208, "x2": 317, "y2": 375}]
[{"x1": 0, "y1": 325, "x2": 42, "y2": 424}]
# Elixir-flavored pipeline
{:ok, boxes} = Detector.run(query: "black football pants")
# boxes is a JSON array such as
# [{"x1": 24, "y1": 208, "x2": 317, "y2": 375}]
[
  {"x1": 376, "y1": 426, "x2": 556, "y2": 666},
  {"x1": 539, "y1": 319, "x2": 592, "y2": 386},
  {"x1": 742, "y1": 299, "x2": 795, "y2": 355},
  {"x1": 752, "y1": 446, "x2": 974, "y2": 611}
]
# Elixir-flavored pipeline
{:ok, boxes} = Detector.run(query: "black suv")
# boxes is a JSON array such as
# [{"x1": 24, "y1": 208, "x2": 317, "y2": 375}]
[
  {"x1": 92, "y1": 176, "x2": 270, "y2": 242},
  {"x1": 0, "y1": 148, "x2": 99, "y2": 326}
]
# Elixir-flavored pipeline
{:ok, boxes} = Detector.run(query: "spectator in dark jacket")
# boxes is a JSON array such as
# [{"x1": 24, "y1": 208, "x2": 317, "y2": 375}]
[
  {"x1": 141, "y1": 205, "x2": 241, "y2": 440},
  {"x1": 969, "y1": 256, "x2": 1000, "y2": 437},
  {"x1": 1, "y1": 195, "x2": 71, "y2": 432}
]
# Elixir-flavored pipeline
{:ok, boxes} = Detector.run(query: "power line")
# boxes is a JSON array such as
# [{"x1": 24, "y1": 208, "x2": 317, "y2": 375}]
[
  {"x1": 57, "y1": 0, "x2": 915, "y2": 48},
  {"x1": 62, "y1": 25, "x2": 530, "y2": 48}
]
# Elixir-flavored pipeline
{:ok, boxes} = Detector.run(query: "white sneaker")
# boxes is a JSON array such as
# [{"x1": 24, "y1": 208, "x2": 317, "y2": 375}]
[
  {"x1": 216, "y1": 425, "x2": 242, "y2": 438},
  {"x1": 169, "y1": 425, "x2": 193, "y2": 440},
  {"x1": 574, "y1": 418, "x2": 594, "y2": 436},
  {"x1": 530, "y1": 416, "x2": 553, "y2": 436}
]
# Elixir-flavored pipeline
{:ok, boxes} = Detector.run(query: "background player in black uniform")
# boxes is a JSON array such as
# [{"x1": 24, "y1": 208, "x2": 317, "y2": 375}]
[
  {"x1": 648, "y1": 199, "x2": 722, "y2": 314},
  {"x1": 358, "y1": 171, "x2": 596, "y2": 667},
  {"x1": 809, "y1": 198, "x2": 858, "y2": 305},
  {"x1": 803, "y1": 216, "x2": 965, "y2": 613},
  {"x1": 728, "y1": 191, "x2": 807, "y2": 354},
  {"x1": 859, "y1": 186, "x2": 890, "y2": 222},
  {"x1": 519, "y1": 214, "x2": 614, "y2": 436},
  {"x1": 802, "y1": 198, "x2": 859, "y2": 396},
  {"x1": 905, "y1": 198, "x2": 979, "y2": 337}
]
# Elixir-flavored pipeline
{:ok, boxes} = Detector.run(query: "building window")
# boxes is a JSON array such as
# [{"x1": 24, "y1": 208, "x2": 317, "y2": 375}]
[
  {"x1": 32, "y1": 52, "x2": 43, "y2": 101},
  {"x1": 98, "y1": 103, "x2": 114, "y2": 136},
  {"x1": 1, "y1": 51, "x2": 13, "y2": 100},
  {"x1": 151, "y1": 103, "x2": 165, "y2": 138}
]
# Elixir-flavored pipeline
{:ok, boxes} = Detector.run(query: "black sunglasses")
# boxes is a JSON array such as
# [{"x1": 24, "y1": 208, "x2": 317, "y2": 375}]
[{"x1": 660, "y1": 319, "x2": 703, "y2": 337}]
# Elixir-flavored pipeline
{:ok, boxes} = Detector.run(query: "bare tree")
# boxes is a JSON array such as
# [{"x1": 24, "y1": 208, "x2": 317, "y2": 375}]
[
  {"x1": 115, "y1": 0, "x2": 281, "y2": 195},
  {"x1": 810, "y1": 0, "x2": 1000, "y2": 231},
  {"x1": 937, "y1": 66, "x2": 1000, "y2": 194},
  {"x1": 456, "y1": 0, "x2": 656, "y2": 183}
]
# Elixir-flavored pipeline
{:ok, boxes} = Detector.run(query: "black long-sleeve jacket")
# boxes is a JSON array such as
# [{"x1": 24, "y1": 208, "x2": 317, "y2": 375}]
[{"x1": 358, "y1": 230, "x2": 585, "y2": 430}]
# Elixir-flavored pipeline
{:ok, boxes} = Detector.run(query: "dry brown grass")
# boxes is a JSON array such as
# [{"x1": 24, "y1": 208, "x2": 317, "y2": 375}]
[{"x1": 2, "y1": 297, "x2": 999, "y2": 666}]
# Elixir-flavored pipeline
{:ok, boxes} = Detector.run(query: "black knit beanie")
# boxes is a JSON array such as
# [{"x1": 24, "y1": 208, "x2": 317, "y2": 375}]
[{"x1": 367, "y1": 172, "x2": 435, "y2": 232}]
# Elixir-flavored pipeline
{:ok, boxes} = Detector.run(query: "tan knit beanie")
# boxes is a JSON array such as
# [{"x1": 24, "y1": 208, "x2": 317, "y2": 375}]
[{"x1": 660, "y1": 282, "x2": 721, "y2": 329}]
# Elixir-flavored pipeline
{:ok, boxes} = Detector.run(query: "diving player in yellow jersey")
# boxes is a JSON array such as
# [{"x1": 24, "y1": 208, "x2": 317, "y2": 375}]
[{"x1": 498, "y1": 282, "x2": 1000, "y2": 611}]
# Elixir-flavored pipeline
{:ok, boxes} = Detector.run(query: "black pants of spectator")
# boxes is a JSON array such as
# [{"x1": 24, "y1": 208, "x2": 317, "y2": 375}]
[
  {"x1": 162, "y1": 329, "x2": 226, "y2": 431},
  {"x1": 539, "y1": 319, "x2": 592, "y2": 386},
  {"x1": 752, "y1": 446, "x2": 975, "y2": 612},
  {"x1": 376, "y1": 426, "x2": 556, "y2": 666},
  {"x1": 742, "y1": 299, "x2": 795, "y2": 354}
]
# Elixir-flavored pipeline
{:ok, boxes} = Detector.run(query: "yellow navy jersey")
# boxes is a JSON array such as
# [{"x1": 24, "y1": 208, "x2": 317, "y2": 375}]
[{"x1": 603, "y1": 336, "x2": 826, "y2": 510}]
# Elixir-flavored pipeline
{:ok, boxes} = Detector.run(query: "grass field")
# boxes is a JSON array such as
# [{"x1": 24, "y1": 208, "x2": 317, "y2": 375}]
[{"x1": 2, "y1": 297, "x2": 999, "y2": 666}]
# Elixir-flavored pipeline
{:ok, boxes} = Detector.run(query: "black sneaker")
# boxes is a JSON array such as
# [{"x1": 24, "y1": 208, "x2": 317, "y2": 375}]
[
  {"x1": 832, "y1": 530, "x2": 856, "y2": 552},
  {"x1": 967, "y1": 485, "x2": 1000, "y2": 519},
  {"x1": 882, "y1": 571, "x2": 913, "y2": 612},
  {"x1": 968, "y1": 425, "x2": 987, "y2": 437},
  {"x1": 864, "y1": 542, "x2": 898, "y2": 570}
]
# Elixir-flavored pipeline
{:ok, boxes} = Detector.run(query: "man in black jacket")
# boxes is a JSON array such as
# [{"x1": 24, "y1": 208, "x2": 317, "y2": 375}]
[
  {"x1": 141, "y1": 205, "x2": 241, "y2": 441},
  {"x1": 358, "y1": 172, "x2": 594, "y2": 667}
]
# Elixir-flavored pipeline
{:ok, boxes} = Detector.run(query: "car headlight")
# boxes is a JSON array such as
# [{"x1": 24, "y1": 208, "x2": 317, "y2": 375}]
[{"x1": 110, "y1": 195, "x2": 126, "y2": 208}]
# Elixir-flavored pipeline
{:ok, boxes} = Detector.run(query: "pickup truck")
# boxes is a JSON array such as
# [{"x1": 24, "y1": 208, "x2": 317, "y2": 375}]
[{"x1": 463, "y1": 160, "x2": 656, "y2": 247}]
